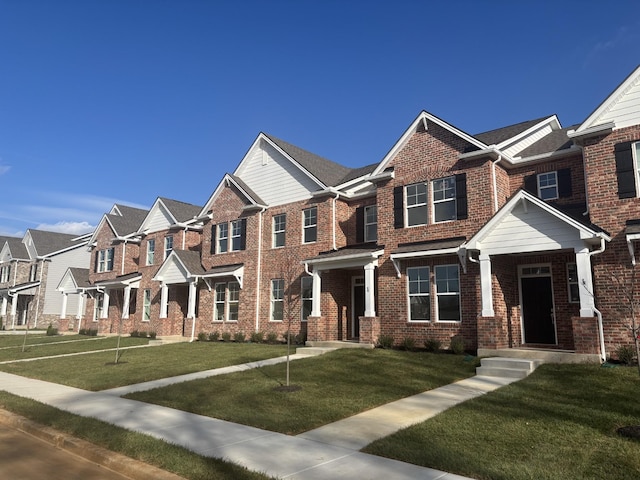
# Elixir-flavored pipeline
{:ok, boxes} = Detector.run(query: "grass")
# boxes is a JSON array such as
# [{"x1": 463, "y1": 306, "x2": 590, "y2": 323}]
[
  {"x1": 0, "y1": 342, "x2": 288, "y2": 390},
  {"x1": 363, "y1": 363, "x2": 640, "y2": 480},
  {"x1": 0, "y1": 334, "x2": 149, "y2": 362},
  {"x1": 126, "y1": 349, "x2": 479, "y2": 434},
  {"x1": 0, "y1": 391, "x2": 274, "y2": 480}
]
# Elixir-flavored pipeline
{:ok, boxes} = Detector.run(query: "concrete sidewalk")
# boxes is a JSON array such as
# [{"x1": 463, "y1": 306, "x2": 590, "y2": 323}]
[{"x1": 0, "y1": 370, "x2": 478, "y2": 479}]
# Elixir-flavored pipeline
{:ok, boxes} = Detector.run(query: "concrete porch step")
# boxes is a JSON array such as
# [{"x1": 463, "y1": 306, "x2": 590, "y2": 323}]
[
  {"x1": 476, "y1": 357, "x2": 541, "y2": 379},
  {"x1": 295, "y1": 347, "x2": 338, "y2": 356},
  {"x1": 305, "y1": 341, "x2": 375, "y2": 350},
  {"x1": 148, "y1": 336, "x2": 189, "y2": 346}
]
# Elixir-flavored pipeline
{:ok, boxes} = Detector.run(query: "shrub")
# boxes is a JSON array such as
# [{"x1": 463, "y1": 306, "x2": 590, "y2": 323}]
[
  {"x1": 449, "y1": 336, "x2": 465, "y2": 355},
  {"x1": 616, "y1": 344, "x2": 636, "y2": 365},
  {"x1": 88, "y1": 329, "x2": 98, "y2": 336},
  {"x1": 377, "y1": 334, "x2": 395, "y2": 349},
  {"x1": 130, "y1": 330, "x2": 139, "y2": 338},
  {"x1": 400, "y1": 337, "x2": 416, "y2": 351},
  {"x1": 79, "y1": 328, "x2": 86, "y2": 335},
  {"x1": 208, "y1": 331, "x2": 220, "y2": 342},
  {"x1": 250, "y1": 331, "x2": 264, "y2": 343},
  {"x1": 266, "y1": 332, "x2": 279, "y2": 344},
  {"x1": 139, "y1": 331, "x2": 147, "y2": 338},
  {"x1": 424, "y1": 338, "x2": 442, "y2": 352},
  {"x1": 0, "y1": 316, "x2": 3, "y2": 330},
  {"x1": 149, "y1": 331, "x2": 157, "y2": 340},
  {"x1": 221, "y1": 332, "x2": 232, "y2": 342},
  {"x1": 197, "y1": 332, "x2": 207, "y2": 342},
  {"x1": 294, "y1": 331, "x2": 307, "y2": 345},
  {"x1": 234, "y1": 331, "x2": 246, "y2": 343},
  {"x1": 46, "y1": 323, "x2": 58, "y2": 336}
]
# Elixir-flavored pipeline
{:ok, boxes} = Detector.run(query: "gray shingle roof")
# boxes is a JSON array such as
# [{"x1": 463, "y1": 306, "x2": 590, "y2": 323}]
[
  {"x1": 68, "y1": 267, "x2": 91, "y2": 288},
  {"x1": 5, "y1": 237, "x2": 28, "y2": 259},
  {"x1": 174, "y1": 250, "x2": 206, "y2": 275},
  {"x1": 108, "y1": 205, "x2": 148, "y2": 236},
  {"x1": 28, "y1": 230, "x2": 83, "y2": 256},
  {"x1": 158, "y1": 198, "x2": 202, "y2": 223},
  {"x1": 304, "y1": 244, "x2": 384, "y2": 263},
  {"x1": 203, "y1": 262, "x2": 244, "y2": 276},
  {"x1": 516, "y1": 125, "x2": 577, "y2": 158},
  {"x1": 229, "y1": 175, "x2": 266, "y2": 206},
  {"x1": 339, "y1": 163, "x2": 378, "y2": 184},
  {"x1": 392, "y1": 237, "x2": 466, "y2": 255},
  {"x1": 474, "y1": 116, "x2": 552, "y2": 145}
]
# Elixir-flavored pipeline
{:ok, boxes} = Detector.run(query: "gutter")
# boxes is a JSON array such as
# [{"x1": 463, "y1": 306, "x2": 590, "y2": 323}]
[{"x1": 491, "y1": 154, "x2": 502, "y2": 213}]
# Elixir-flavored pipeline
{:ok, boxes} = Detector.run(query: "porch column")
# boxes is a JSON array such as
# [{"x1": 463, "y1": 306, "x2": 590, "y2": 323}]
[
  {"x1": 76, "y1": 293, "x2": 85, "y2": 319},
  {"x1": 364, "y1": 262, "x2": 376, "y2": 317},
  {"x1": 10, "y1": 294, "x2": 17, "y2": 328},
  {"x1": 575, "y1": 248, "x2": 596, "y2": 317},
  {"x1": 160, "y1": 283, "x2": 168, "y2": 318},
  {"x1": 479, "y1": 253, "x2": 495, "y2": 316},
  {"x1": 311, "y1": 269, "x2": 322, "y2": 317},
  {"x1": 60, "y1": 293, "x2": 68, "y2": 319},
  {"x1": 1, "y1": 295, "x2": 7, "y2": 316},
  {"x1": 122, "y1": 285, "x2": 131, "y2": 319},
  {"x1": 187, "y1": 280, "x2": 197, "y2": 319},
  {"x1": 101, "y1": 290, "x2": 110, "y2": 318}
]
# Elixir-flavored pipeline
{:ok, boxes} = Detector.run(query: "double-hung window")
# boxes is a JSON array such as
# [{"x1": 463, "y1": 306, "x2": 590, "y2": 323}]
[
  {"x1": 215, "y1": 219, "x2": 246, "y2": 253},
  {"x1": 432, "y1": 176, "x2": 457, "y2": 222},
  {"x1": 217, "y1": 223, "x2": 228, "y2": 253},
  {"x1": 567, "y1": 263, "x2": 579, "y2": 303},
  {"x1": 273, "y1": 214, "x2": 286, "y2": 248},
  {"x1": 435, "y1": 265, "x2": 461, "y2": 321},
  {"x1": 301, "y1": 276, "x2": 313, "y2": 321},
  {"x1": 231, "y1": 220, "x2": 243, "y2": 251},
  {"x1": 303, "y1": 207, "x2": 317, "y2": 243},
  {"x1": 146, "y1": 239, "x2": 155, "y2": 266},
  {"x1": 164, "y1": 236, "x2": 173, "y2": 259},
  {"x1": 214, "y1": 282, "x2": 240, "y2": 321},
  {"x1": 271, "y1": 279, "x2": 284, "y2": 321},
  {"x1": 29, "y1": 264, "x2": 38, "y2": 282},
  {"x1": 364, "y1": 206, "x2": 377, "y2": 242},
  {"x1": 406, "y1": 183, "x2": 428, "y2": 226},
  {"x1": 97, "y1": 248, "x2": 114, "y2": 273},
  {"x1": 143, "y1": 289, "x2": 151, "y2": 321},
  {"x1": 537, "y1": 171, "x2": 558, "y2": 200},
  {"x1": 0, "y1": 265, "x2": 10, "y2": 283},
  {"x1": 408, "y1": 266, "x2": 430, "y2": 321}
]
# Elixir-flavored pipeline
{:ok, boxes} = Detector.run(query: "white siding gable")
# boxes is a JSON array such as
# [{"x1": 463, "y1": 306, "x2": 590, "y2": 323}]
[
  {"x1": 42, "y1": 247, "x2": 91, "y2": 315},
  {"x1": 0, "y1": 243, "x2": 11, "y2": 262},
  {"x1": 143, "y1": 204, "x2": 174, "y2": 233},
  {"x1": 23, "y1": 232, "x2": 37, "y2": 259},
  {"x1": 235, "y1": 139, "x2": 322, "y2": 206},
  {"x1": 58, "y1": 272, "x2": 78, "y2": 291},
  {"x1": 595, "y1": 76, "x2": 640, "y2": 130},
  {"x1": 504, "y1": 124, "x2": 553, "y2": 158},
  {"x1": 155, "y1": 257, "x2": 189, "y2": 284}
]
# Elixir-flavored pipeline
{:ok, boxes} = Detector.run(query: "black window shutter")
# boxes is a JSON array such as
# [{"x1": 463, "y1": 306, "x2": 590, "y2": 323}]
[
  {"x1": 393, "y1": 186, "x2": 404, "y2": 229},
  {"x1": 615, "y1": 141, "x2": 636, "y2": 199},
  {"x1": 210, "y1": 224, "x2": 216, "y2": 254},
  {"x1": 94, "y1": 251, "x2": 99, "y2": 272},
  {"x1": 356, "y1": 207, "x2": 364, "y2": 243},
  {"x1": 557, "y1": 168, "x2": 572, "y2": 198},
  {"x1": 240, "y1": 218, "x2": 247, "y2": 250},
  {"x1": 455, "y1": 173, "x2": 468, "y2": 220},
  {"x1": 524, "y1": 174, "x2": 537, "y2": 195}
]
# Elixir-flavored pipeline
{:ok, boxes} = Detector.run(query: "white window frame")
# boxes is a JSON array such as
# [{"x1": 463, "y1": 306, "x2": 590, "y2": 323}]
[
  {"x1": 270, "y1": 278, "x2": 284, "y2": 321},
  {"x1": 303, "y1": 207, "x2": 317, "y2": 244},
  {"x1": 567, "y1": 262, "x2": 579, "y2": 304},
  {"x1": 97, "y1": 248, "x2": 114, "y2": 273},
  {"x1": 93, "y1": 293, "x2": 102, "y2": 322},
  {"x1": 143, "y1": 289, "x2": 151, "y2": 321},
  {"x1": 407, "y1": 266, "x2": 430, "y2": 322},
  {"x1": 217, "y1": 223, "x2": 228, "y2": 253},
  {"x1": 213, "y1": 283, "x2": 226, "y2": 322},
  {"x1": 213, "y1": 282, "x2": 240, "y2": 322},
  {"x1": 146, "y1": 239, "x2": 155, "y2": 266},
  {"x1": 301, "y1": 276, "x2": 312, "y2": 321},
  {"x1": 364, "y1": 205, "x2": 377, "y2": 242},
  {"x1": 29, "y1": 264, "x2": 38, "y2": 282},
  {"x1": 537, "y1": 171, "x2": 559, "y2": 200},
  {"x1": 273, "y1": 213, "x2": 286, "y2": 248},
  {"x1": 0, "y1": 265, "x2": 10, "y2": 283},
  {"x1": 231, "y1": 220, "x2": 242, "y2": 252},
  {"x1": 405, "y1": 183, "x2": 428, "y2": 227},
  {"x1": 432, "y1": 176, "x2": 457, "y2": 223},
  {"x1": 164, "y1": 235, "x2": 173, "y2": 260},
  {"x1": 435, "y1": 264, "x2": 461, "y2": 322}
]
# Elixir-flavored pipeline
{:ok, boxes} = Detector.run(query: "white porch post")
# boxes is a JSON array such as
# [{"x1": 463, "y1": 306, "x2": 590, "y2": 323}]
[
  {"x1": 122, "y1": 285, "x2": 131, "y2": 319},
  {"x1": 479, "y1": 253, "x2": 495, "y2": 316},
  {"x1": 1, "y1": 295, "x2": 7, "y2": 316},
  {"x1": 76, "y1": 293, "x2": 85, "y2": 319},
  {"x1": 187, "y1": 280, "x2": 197, "y2": 319},
  {"x1": 160, "y1": 283, "x2": 168, "y2": 318},
  {"x1": 311, "y1": 269, "x2": 322, "y2": 316},
  {"x1": 575, "y1": 248, "x2": 596, "y2": 317},
  {"x1": 101, "y1": 290, "x2": 110, "y2": 318},
  {"x1": 60, "y1": 293, "x2": 68, "y2": 319},
  {"x1": 364, "y1": 262, "x2": 376, "y2": 317}
]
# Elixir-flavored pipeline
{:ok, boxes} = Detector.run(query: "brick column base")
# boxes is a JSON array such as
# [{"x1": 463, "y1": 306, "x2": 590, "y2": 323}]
[
  {"x1": 572, "y1": 316, "x2": 600, "y2": 354},
  {"x1": 477, "y1": 316, "x2": 508, "y2": 349},
  {"x1": 359, "y1": 316, "x2": 380, "y2": 345},
  {"x1": 307, "y1": 316, "x2": 335, "y2": 342}
]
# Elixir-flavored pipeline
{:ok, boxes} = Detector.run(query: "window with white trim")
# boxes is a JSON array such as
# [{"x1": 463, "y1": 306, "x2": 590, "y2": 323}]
[
  {"x1": 273, "y1": 214, "x2": 286, "y2": 248},
  {"x1": 29, "y1": 264, "x2": 38, "y2": 282},
  {"x1": 0, "y1": 265, "x2": 11, "y2": 283},
  {"x1": 143, "y1": 289, "x2": 151, "y2": 321},
  {"x1": 93, "y1": 293, "x2": 102, "y2": 322},
  {"x1": 406, "y1": 183, "x2": 428, "y2": 226},
  {"x1": 537, "y1": 171, "x2": 558, "y2": 200},
  {"x1": 231, "y1": 220, "x2": 243, "y2": 251},
  {"x1": 217, "y1": 223, "x2": 228, "y2": 253},
  {"x1": 432, "y1": 176, "x2": 457, "y2": 223},
  {"x1": 435, "y1": 265, "x2": 461, "y2": 321},
  {"x1": 364, "y1": 205, "x2": 377, "y2": 242},
  {"x1": 567, "y1": 263, "x2": 579, "y2": 303},
  {"x1": 146, "y1": 239, "x2": 155, "y2": 266},
  {"x1": 303, "y1": 207, "x2": 317, "y2": 243},
  {"x1": 213, "y1": 282, "x2": 239, "y2": 321},
  {"x1": 164, "y1": 235, "x2": 173, "y2": 259},
  {"x1": 301, "y1": 276, "x2": 312, "y2": 321},
  {"x1": 407, "y1": 266, "x2": 430, "y2": 321},
  {"x1": 271, "y1": 279, "x2": 284, "y2": 321},
  {"x1": 97, "y1": 248, "x2": 114, "y2": 273}
]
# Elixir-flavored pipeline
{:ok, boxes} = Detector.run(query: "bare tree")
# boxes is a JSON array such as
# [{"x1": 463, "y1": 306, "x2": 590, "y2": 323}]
[
  {"x1": 279, "y1": 249, "x2": 302, "y2": 388},
  {"x1": 611, "y1": 263, "x2": 640, "y2": 376}
]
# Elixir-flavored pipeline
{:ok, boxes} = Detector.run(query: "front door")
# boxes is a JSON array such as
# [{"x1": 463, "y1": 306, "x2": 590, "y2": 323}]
[
  {"x1": 520, "y1": 265, "x2": 556, "y2": 344},
  {"x1": 352, "y1": 277, "x2": 365, "y2": 340}
]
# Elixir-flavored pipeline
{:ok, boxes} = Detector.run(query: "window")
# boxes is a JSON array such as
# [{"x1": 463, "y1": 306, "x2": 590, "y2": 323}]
[
  {"x1": 406, "y1": 183, "x2": 428, "y2": 226},
  {"x1": 146, "y1": 239, "x2": 155, "y2": 266},
  {"x1": 567, "y1": 263, "x2": 580, "y2": 303},
  {"x1": 143, "y1": 289, "x2": 151, "y2": 321},
  {"x1": 231, "y1": 220, "x2": 243, "y2": 251},
  {"x1": 273, "y1": 214, "x2": 286, "y2": 248},
  {"x1": 407, "y1": 267, "x2": 430, "y2": 321},
  {"x1": 97, "y1": 248, "x2": 114, "y2": 273},
  {"x1": 364, "y1": 206, "x2": 377, "y2": 242},
  {"x1": 29, "y1": 264, "x2": 38, "y2": 282},
  {"x1": 218, "y1": 223, "x2": 228, "y2": 253},
  {"x1": 615, "y1": 141, "x2": 640, "y2": 198},
  {"x1": 93, "y1": 294, "x2": 103, "y2": 322},
  {"x1": 0, "y1": 265, "x2": 10, "y2": 283},
  {"x1": 164, "y1": 236, "x2": 173, "y2": 259},
  {"x1": 435, "y1": 265, "x2": 461, "y2": 321},
  {"x1": 213, "y1": 282, "x2": 239, "y2": 321},
  {"x1": 301, "y1": 276, "x2": 313, "y2": 321},
  {"x1": 271, "y1": 279, "x2": 284, "y2": 321},
  {"x1": 303, "y1": 207, "x2": 317, "y2": 243},
  {"x1": 537, "y1": 171, "x2": 558, "y2": 200},
  {"x1": 432, "y1": 176, "x2": 456, "y2": 222}
]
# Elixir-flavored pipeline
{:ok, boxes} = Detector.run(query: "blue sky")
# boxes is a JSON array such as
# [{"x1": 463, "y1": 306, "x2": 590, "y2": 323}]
[{"x1": 1, "y1": 0, "x2": 639, "y2": 237}]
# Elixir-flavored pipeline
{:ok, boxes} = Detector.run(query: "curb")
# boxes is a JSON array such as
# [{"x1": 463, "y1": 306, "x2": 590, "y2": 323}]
[{"x1": 0, "y1": 409, "x2": 185, "y2": 480}]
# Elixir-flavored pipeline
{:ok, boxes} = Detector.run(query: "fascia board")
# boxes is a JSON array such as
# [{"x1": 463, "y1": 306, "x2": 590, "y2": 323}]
[
  {"x1": 495, "y1": 115, "x2": 561, "y2": 149},
  {"x1": 305, "y1": 249, "x2": 384, "y2": 270},
  {"x1": 509, "y1": 145, "x2": 583, "y2": 166},
  {"x1": 390, "y1": 247, "x2": 460, "y2": 260}
]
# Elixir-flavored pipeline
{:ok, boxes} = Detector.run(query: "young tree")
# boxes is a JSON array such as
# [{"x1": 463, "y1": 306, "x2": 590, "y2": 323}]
[
  {"x1": 611, "y1": 263, "x2": 640, "y2": 376},
  {"x1": 279, "y1": 249, "x2": 302, "y2": 388}
]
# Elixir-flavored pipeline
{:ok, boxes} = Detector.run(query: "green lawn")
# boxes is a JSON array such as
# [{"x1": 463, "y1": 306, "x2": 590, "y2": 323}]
[
  {"x1": 0, "y1": 392, "x2": 274, "y2": 480},
  {"x1": 364, "y1": 363, "x2": 640, "y2": 480},
  {"x1": 126, "y1": 348, "x2": 479, "y2": 434},
  {"x1": 0, "y1": 342, "x2": 289, "y2": 390}
]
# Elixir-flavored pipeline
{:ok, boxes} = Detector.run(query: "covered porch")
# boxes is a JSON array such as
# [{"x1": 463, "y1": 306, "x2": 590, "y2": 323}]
[{"x1": 0, "y1": 282, "x2": 39, "y2": 329}]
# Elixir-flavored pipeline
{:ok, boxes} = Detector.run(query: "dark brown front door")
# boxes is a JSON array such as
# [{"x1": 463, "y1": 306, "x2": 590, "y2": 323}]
[{"x1": 521, "y1": 276, "x2": 556, "y2": 344}]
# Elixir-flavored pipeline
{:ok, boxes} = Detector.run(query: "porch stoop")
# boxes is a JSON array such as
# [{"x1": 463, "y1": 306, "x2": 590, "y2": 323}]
[
  {"x1": 297, "y1": 341, "x2": 375, "y2": 357},
  {"x1": 476, "y1": 357, "x2": 541, "y2": 379},
  {"x1": 478, "y1": 348, "x2": 601, "y2": 364},
  {"x1": 148, "y1": 335, "x2": 190, "y2": 346}
]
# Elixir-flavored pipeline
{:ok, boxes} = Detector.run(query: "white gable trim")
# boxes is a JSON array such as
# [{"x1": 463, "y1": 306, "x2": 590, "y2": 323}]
[
  {"x1": 199, "y1": 173, "x2": 267, "y2": 217},
  {"x1": 138, "y1": 198, "x2": 178, "y2": 234}
]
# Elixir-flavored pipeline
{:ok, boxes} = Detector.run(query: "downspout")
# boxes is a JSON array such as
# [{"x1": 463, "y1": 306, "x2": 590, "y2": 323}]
[
  {"x1": 190, "y1": 278, "x2": 198, "y2": 342},
  {"x1": 255, "y1": 207, "x2": 266, "y2": 333},
  {"x1": 491, "y1": 154, "x2": 503, "y2": 213},
  {"x1": 588, "y1": 237, "x2": 607, "y2": 362},
  {"x1": 121, "y1": 242, "x2": 127, "y2": 275},
  {"x1": 332, "y1": 192, "x2": 340, "y2": 251}
]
